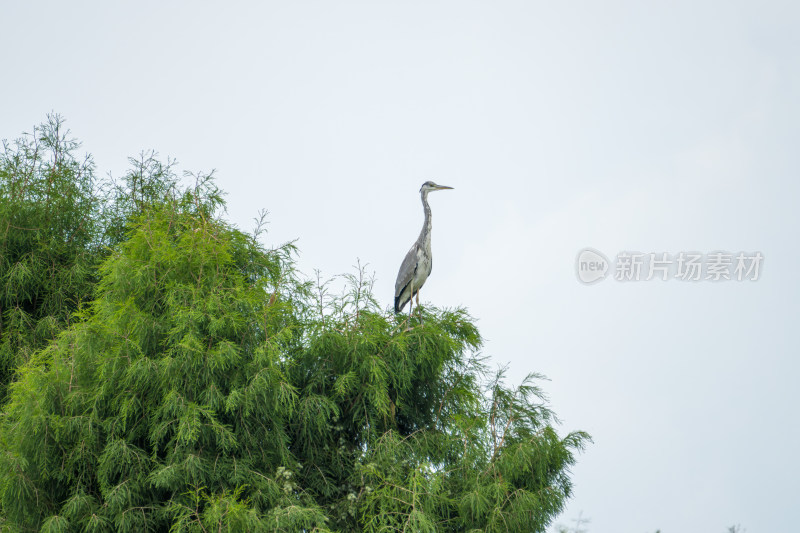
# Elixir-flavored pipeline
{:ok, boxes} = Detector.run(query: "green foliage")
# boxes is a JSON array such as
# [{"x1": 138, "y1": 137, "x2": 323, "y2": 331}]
[
  {"x1": 0, "y1": 119, "x2": 589, "y2": 531},
  {"x1": 101, "y1": 151, "x2": 183, "y2": 248},
  {"x1": 0, "y1": 115, "x2": 103, "y2": 401},
  {"x1": 0, "y1": 116, "x2": 185, "y2": 403}
]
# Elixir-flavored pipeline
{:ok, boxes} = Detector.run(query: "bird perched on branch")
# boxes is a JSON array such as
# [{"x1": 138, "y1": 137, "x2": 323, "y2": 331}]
[{"x1": 394, "y1": 181, "x2": 453, "y2": 315}]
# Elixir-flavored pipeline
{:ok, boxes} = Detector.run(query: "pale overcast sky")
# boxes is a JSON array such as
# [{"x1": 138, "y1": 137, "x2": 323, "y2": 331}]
[{"x1": 3, "y1": 2, "x2": 798, "y2": 532}]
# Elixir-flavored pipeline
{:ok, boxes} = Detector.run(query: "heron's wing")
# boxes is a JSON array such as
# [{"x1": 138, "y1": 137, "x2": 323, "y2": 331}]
[
  {"x1": 394, "y1": 243, "x2": 419, "y2": 311},
  {"x1": 395, "y1": 244, "x2": 418, "y2": 295}
]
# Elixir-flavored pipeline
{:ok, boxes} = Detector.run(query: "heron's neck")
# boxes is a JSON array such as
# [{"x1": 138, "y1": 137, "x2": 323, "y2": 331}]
[{"x1": 419, "y1": 190, "x2": 432, "y2": 246}]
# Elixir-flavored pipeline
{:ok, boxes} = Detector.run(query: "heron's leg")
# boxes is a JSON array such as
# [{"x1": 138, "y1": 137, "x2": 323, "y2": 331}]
[{"x1": 408, "y1": 282, "x2": 414, "y2": 319}]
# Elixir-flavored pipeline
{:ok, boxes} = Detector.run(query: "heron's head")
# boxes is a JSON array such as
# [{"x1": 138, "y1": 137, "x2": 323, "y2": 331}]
[{"x1": 420, "y1": 181, "x2": 454, "y2": 193}]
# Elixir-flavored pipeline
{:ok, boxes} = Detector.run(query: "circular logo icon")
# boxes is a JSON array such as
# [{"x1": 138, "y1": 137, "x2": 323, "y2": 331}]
[{"x1": 576, "y1": 248, "x2": 609, "y2": 284}]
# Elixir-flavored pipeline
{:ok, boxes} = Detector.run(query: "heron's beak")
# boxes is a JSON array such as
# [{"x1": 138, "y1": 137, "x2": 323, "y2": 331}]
[{"x1": 435, "y1": 185, "x2": 454, "y2": 190}]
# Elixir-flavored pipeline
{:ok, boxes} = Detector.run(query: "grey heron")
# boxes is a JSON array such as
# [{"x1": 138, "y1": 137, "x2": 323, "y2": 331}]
[{"x1": 394, "y1": 181, "x2": 453, "y2": 315}]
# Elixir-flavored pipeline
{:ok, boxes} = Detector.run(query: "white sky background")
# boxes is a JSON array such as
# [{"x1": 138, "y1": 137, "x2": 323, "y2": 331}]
[{"x1": 3, "y1": 2, "x2": 798, "y2": 531}]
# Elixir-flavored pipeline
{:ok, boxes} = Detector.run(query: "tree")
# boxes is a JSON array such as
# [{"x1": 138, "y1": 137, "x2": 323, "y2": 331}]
[
  {"x1": 0, "y1": 128, "x2": 588, "y2": 531},
  {"x1": 0, "y1": 116, "x2": 193, "y2": 405},
  {"x1": 0, "y1": 115, "x2": 104, "y2": 402}
]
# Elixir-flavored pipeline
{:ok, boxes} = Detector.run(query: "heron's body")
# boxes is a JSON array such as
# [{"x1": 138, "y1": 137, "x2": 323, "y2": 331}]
[
  {"x1": 394, "y1": 181, "x2": 452, "y2": 314},
  {"x1": 394, "y1": 234, "x2": 433, "y2": 314}
]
